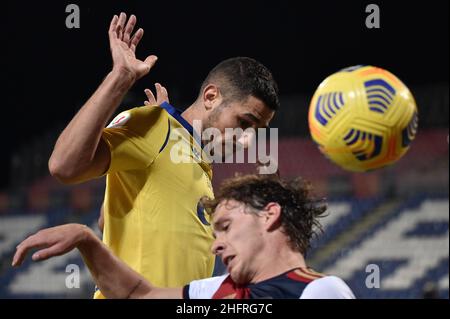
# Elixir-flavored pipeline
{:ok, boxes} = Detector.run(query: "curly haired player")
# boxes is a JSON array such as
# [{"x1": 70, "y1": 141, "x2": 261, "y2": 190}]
[{"x1": 13, "y1": 175, "x2": 354, "y2": 299}]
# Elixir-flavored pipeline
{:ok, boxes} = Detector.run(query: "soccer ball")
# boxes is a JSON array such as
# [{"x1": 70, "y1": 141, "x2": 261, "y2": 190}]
[{"x1": 308, "y1": 65, "x2": 418, "y2": 172}]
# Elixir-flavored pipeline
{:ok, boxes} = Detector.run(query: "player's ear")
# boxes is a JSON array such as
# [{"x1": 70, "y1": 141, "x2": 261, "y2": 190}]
[
  {"x1": 202, "y1": 84, "x2": 222, "y2": 111},
  {"x1": 262, "y1": 202, "x2": 282, "y2": 231}
]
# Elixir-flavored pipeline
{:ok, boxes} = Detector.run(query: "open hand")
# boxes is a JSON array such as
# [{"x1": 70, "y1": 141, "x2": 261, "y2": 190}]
[
  {"x1": 12, "y1": 224, "x2": 89, "y2": 267},
  {"x1": 109, "y1": 13, "x2": 157, "y2": 82}
]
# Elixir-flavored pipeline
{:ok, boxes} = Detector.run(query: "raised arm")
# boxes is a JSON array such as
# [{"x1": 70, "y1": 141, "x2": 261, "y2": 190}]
[
  {"x1": 12, "y1": 224, "x2": 183, "y2": 299},
  {"x1": 49, "y1": 13, "x2": 158, "y2": 184}
]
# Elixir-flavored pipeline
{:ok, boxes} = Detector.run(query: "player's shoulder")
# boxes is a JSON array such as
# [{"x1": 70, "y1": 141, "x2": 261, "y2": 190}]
[
  {"x1": 300, "y1": 276, "x2": 356, "y2": 299},
  {"x1": 106, "y1": 105, "x2": 167, "y2": 129}
]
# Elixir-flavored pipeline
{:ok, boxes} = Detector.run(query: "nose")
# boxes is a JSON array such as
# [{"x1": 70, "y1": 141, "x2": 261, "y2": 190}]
[
  {"x1": 237, "y1": 130, "x2": 255, "y2": 149},
  {"x1": 211, "y1": 238, "x2": 226, "y2": 256}
]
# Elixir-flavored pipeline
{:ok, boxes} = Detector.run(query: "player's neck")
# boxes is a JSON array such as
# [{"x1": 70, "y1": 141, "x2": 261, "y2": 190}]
[
  {"x1": 251, "y1": 244, "x2": 307, "y2": 284},
  {"x1": 181, "y1": 103, "x2": 203, "y2": 128}
]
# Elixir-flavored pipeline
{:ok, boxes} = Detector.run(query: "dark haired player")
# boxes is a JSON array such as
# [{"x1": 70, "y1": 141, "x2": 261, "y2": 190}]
[{"x1": 47, "y1": 13, "x2": 280, "y2": 297}]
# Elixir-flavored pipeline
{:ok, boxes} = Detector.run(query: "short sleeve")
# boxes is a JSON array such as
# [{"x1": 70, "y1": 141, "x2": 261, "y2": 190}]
[
  {"x1": 184, "y1": 275, "x2": 228, "y2": 299},
  {"x1": 300, "y1": 276, "x2": 356, "y2": 299},
  {"x1": 102, "y1": 106, "x2": 169, "y2": 174}
]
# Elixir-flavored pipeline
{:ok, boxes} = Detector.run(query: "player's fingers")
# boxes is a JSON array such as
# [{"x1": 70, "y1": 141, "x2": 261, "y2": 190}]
[
  {"x1": 123, "y1": 14, "x2": 137, "y2": 46},
  {"x1": 136, "y1": 56, "x2": 158, "y2": 79},
  {"x1": 117, "y1": 12, "x2": 127, "y2": 40},
  {"x1": 155, "y1": 83, "x2": 169, "y2": 104},
  {"x1": 144, "y1": 89, "x2": 156, "y2": 105},
  {"x1": 155, "y1": 83, "x2": 162, "y2": 102},
  {"x1": 12, "y1": 244, "x2": 29, "y2": 267},
  {"x1": 143, "y1": 55, "x2": 158, "y2": 70},
  {"x1": 144, "y1": 101, "x2": 151, "y2": 106},
  {"x1": 32, "y1": 244, "x2": 65, "y2": 262},
  {"x1": 130, "y1": 28, "x2": 144, "y2": 52},
  {"x1": 161, "y1": 85, "x2": 170, "y2": 104},
  {"x1": 108, "y1": 15, "x2": 119, "y2": 39},
  {"x1": 12, "y1": 236, "x2": 48, "y2": 267}
]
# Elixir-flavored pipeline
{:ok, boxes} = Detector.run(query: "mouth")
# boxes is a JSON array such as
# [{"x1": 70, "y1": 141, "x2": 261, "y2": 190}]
[{"x1": 222, "y1": 255, "x2": 235, "y2": 268}]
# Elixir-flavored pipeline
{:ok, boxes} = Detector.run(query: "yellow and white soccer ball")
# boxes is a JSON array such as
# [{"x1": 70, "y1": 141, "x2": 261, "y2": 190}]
[{"x1": 308, "y1": 65, "x2": 418, "y2": 172}]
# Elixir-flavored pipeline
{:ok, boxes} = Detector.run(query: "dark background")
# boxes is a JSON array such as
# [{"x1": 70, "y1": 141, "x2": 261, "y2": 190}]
[{"x1": 3, "y1": 0, "x2": 449, "y2": 188}]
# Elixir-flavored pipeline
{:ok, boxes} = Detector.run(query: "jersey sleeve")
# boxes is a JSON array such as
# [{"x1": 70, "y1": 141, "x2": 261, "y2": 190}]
[
  {"x1": 183, "y1": 274, "x2": 228, "y2": 299},
  {"x1": 300, "y1": 276, "x2": 356, "y2": 299},
  {"x1": 101, "y1": 106, "x2": 169, "y2": 174}
]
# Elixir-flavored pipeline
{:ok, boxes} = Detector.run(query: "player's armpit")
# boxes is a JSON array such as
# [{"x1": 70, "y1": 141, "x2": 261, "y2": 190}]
[{"x1": 79, "y1": 138, "x2": 111, "y2": 181}]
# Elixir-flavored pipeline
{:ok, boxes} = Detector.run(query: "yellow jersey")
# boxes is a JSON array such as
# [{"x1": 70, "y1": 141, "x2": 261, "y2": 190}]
[{"x1": 94, "y1": 102, "x2": 215, "y2": 298}]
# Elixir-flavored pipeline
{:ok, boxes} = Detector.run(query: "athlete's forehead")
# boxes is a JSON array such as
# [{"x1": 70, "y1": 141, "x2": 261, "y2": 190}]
[
  {"x1": 236, "y1": 96, "x2": 274, "y2": 128},
  {"x1": 212, "y1": 199, "x2": 243, "y2": 229}
]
